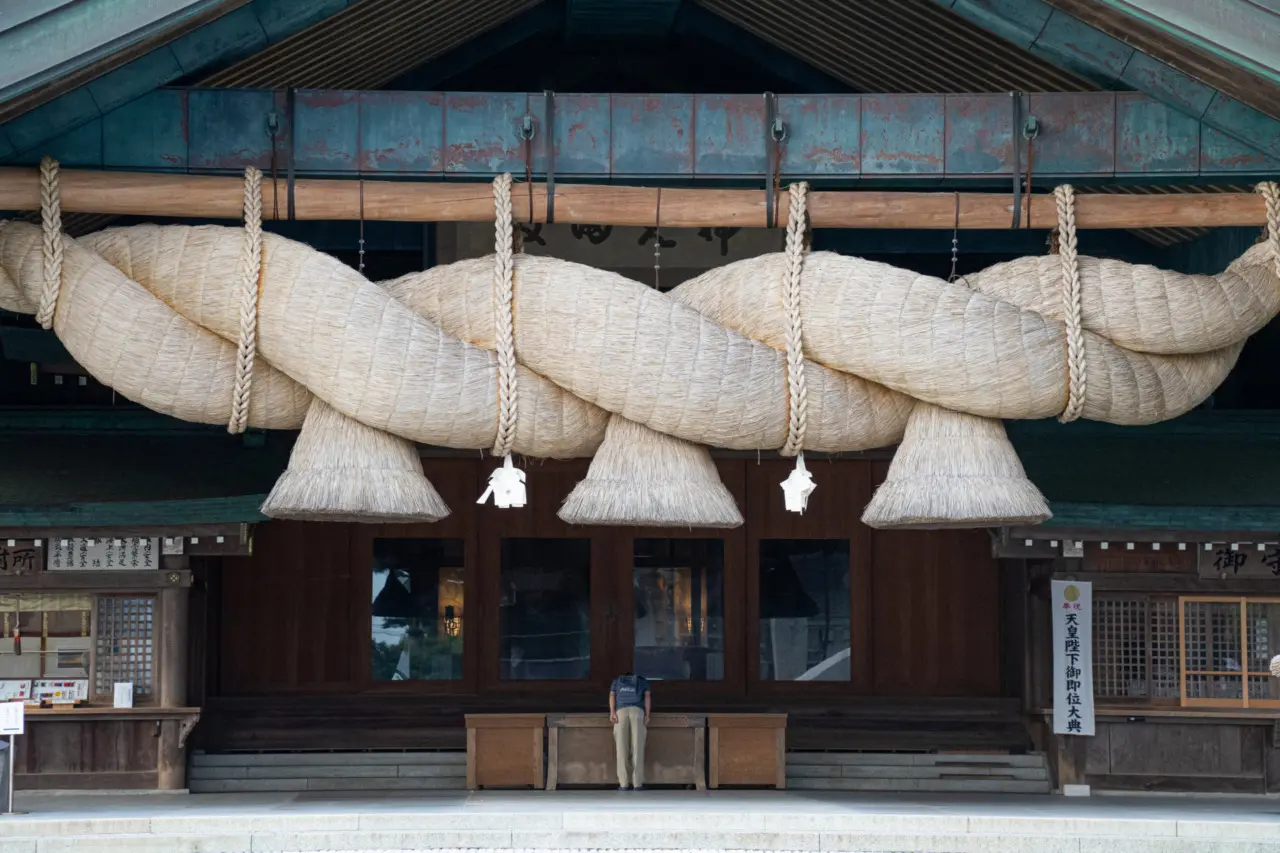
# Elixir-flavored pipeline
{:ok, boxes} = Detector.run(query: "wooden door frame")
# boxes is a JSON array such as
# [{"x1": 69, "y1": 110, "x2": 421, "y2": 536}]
[
  {"x1": 744, "y1": 457, "x2": 875, "y2": 698},
  {"x1": 475, "y1": 459, "x2": 617, "y2": 696},
  {"x1": 350, "y1": 457, "x2": 482, "y2": 696},
  {"x1": 611, "y1": 522, "x2": 748, "y2": 701}
]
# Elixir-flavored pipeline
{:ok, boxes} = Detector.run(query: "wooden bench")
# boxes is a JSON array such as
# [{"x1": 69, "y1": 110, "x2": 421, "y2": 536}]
[
  {"x1": 708, "y1": 713, "x2": 787, "y2": 788},
  {"x1": 465, "y1": 713, "x2": 545, "y2": 789},
  {"x1": 546, "y1": 713, "x2": 705, "y2": 790}
]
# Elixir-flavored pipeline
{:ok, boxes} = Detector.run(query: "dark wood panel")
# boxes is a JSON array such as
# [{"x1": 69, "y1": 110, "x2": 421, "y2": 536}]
[
  {"x1": 197, "y1": 694, "x2": 1025, "y2": 753},
  {"x1": 16, "y1": 771, "x2": 158, "y2": 791},
  {"x1": 871, "y1": 526, "x2": 1001, "y2": 697},
  {"x1": 220, "y1": 520, "x2": 356, "y2": 694},
  {"x1": 15, "y1": 720, "x2": 157, "y2": 774}
]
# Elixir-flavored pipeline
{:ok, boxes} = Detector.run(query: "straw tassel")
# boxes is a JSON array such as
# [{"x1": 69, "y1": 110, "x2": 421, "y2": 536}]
[
  {"x1": 861, "y1": 401, "x2": 1050, "y2": 529},
  {"x1": 560, "y1": 416, "x2": 742, "y2": 528},
  {"x1": 262, "y1": 399, "x2": 450, "y2": 523},
  {"x1": 778, "y1": 181, "x2": 814, "y2": 514}
]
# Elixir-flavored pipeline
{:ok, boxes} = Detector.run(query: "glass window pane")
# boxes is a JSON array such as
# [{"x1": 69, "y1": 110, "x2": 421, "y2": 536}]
[
  {"x1": 500, "y1": 538, "x2": 591, "y2": 680},
  {"x1": 758, "y1": 539, "x2": 851, "y2": 681},
  {"x1": 1246, "y1": 601, "x2": 1280, "y2": 702},
  {"x1": 633, "y1": 539, "x2": 724, "y2": 681},
  {"x1": 371, "y1": 538, "x2": 464, "y2": 682}
]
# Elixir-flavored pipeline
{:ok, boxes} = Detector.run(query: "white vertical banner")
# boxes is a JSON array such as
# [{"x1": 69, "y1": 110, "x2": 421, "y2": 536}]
[{"x1": 1052, "y1": 580, "x2": 1095, "y2": 736}]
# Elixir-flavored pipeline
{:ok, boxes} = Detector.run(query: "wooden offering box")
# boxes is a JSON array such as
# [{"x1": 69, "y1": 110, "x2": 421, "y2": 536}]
[
  {"x1": 465, "y1": 713, "x2": 545, "y2": 789},
  {"x1": 546, "y1": 713, "x2": 705, "y2": 790},
  {"x1": 708, "y1": 713, "x2": 787, "y2": 788}
]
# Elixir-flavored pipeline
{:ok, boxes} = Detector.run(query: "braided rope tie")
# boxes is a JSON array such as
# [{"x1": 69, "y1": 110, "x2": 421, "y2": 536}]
[
  {"x1": 1055, "y1": 184, "x2": 1086, "y2": 424},
  {"x1": 778, "y1": 182, "x2": 817, "y2": 514},
  {"x1": 492, "y1": 173, "x2": 520, "y2": 459},
  {"x1": 780, "y1": 181, "x2": 810, "y2": 457},
  {"x1": 228, "y1": 167, "x2": 264, "y2": 435},
  {"x1": 35, "y1": 156, "x2": 63, "y2": 330},
  {"x1": 475, "y1": 174, "x2": 528, "y2": 509},
  {"x1": 1259, "y1": 181, "x2": 1280, "y2": 281}
]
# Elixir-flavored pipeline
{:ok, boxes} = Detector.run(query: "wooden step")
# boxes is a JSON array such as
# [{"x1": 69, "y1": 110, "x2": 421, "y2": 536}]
[
  {"x1": 785, "y1": 776, "x2": 1051, "y2": 794},
  {"x1": 188, "y1": 750, "x2": 467, "y2": 793}
]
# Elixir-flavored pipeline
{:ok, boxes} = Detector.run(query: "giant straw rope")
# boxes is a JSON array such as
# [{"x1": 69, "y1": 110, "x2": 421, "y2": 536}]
[{"x1": 2, "y1": 160, "x2": 1279, "y2": 527}]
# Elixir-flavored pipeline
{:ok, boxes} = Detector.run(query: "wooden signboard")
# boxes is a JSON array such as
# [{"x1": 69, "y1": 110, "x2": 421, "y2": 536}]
[
  {"x1": 0, "y1": 542, "x2": 41, "y2": 575},
  {"x1": 1197, "y1": 545, "x2": 1280, "y2": 580},
  {"x1": 48, "y1": 538, "x2": 158, "y2": 570}
]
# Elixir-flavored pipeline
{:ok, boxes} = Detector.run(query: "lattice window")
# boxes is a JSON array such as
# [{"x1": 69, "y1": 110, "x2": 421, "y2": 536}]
[
  {"x1": 1181, "y1": 597, "x2": 1280, "y2": 709},
  {"x1": 1093, "y1": 594, "x2": 1179, "y2": 702},
  {"x1": 93, "y1": 596, "x2": 155, "y2": 700}
]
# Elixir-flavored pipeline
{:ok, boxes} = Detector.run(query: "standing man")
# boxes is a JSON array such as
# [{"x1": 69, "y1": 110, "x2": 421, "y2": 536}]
[{"x1": 609, "y1": 671, "x2": 651, "y2": 790}]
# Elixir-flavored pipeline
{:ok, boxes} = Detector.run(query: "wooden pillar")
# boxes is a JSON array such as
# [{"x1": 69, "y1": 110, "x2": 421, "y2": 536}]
[
  {"x1": 158, "y1": 561, "x2": 189, "y2": 709},
  {"x1": 1053, "y1": 733, "x2": 1089, "y2": 790},
  {"x1": 157, "y1": 719, "x2": 183, "y2": 790},
  {"x1": 157, "y1": 557, "x2": 190, "y2": 791}
]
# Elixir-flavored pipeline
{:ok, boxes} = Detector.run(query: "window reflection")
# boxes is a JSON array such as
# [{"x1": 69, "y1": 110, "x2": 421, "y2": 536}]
[
  {"x1": 371, "y1": 539, "x2": 464, "y2": 681},
  {"x1": 500, "y1": 538, "x2": 591, "y2": 680},
  {"x1": 758, "y1": 539, "x2": 851, "y2": 681},
  {"x1": 633, "y1": 539, "x2": 724, "y2": 681}
]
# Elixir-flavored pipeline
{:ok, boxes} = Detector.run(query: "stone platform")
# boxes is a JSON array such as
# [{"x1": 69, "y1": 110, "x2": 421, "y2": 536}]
[{"x1": 1, "y1": 789, "x2": 1278, "y2": 853}]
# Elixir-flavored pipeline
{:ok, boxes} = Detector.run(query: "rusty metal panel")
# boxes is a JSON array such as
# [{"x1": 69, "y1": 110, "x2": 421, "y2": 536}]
[
  {"x1": 945, "y1": 94, "x2": 1014, "y2": 175},
  {"x1": 777, "y1": 95, "x2": 859, "y2": 176},
  {"x1": 1201, "y1": 94, "x2": 1280, "y2": 162},
  {"x1": 293, "y1": 89, "x2": 358, "y2": 174},
  {"x1": 1200, "y1": 126, "x2": 1280, "y2": 174},
  {"x1": 187, "y1": 88, "x2": 274, "y2": 172},
  {"x1": 611, "y1": 94, "x2": 693, "y2": 177},
  {"x1": 358, "y1": 92, "x2": 444, "y2": 174},
  {"x1": 102, "y1": 90, "x2": 188, "y2": 171},
  {"x1": 861, "y1": 95, "x2": 944, "y2": 176},
  {"x1": 1115, "y1": 93, "x2": 1199, "y2": 175},
  {"x1": 553, "y1": 94, "x2": 610, "y2": 176},
  {"x1": 444, "y1": 92, "x2": 544, "y2": 175},
  {"x1": 693, "y1": 94, "x2": 765, "y2": 176},
  {"x1": 1119, "y1": 52, "x2": 1215, "y2": 118},
  {"x1": 1028, "y1": 92, "x2": 1114, "y2": 175}
]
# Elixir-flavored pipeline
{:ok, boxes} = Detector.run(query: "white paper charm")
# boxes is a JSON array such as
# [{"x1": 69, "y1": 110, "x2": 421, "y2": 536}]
[
  {"x1": 780, "y1": 452, "x2": 816, "y2": 514},
  {"x1": 113, "y1": 683, "x2": 134, "y2": 709},
  {"x1": 477, "y1": 454, "x2": 527, "y2": 508}
]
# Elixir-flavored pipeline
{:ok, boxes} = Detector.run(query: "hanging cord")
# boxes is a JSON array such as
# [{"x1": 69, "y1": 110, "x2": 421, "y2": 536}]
[
  {"x1": 35, "y1": 156, "x2": 63, "y2": 330},
  {"x1": 357, "y1": 179, "x2": 366, "y2": 273},
  {"x1": 653, "y1": 189, "x2": 663, "y2": 290},
  {"x1": 1257, "y1": 182, "x2": 1280, "y2": 280},
  {"x1": 492, "y1": 173, "x2": 519, "y2": 459},
  {"x1": 229, "y1": 166, "x2": 264, "y2": 435},
  {"x1": 1022, "y1": 134, "x2": 1035, "y2": 228},
  {"x1": 948, "y1": 192, "x2": 962, "y2": 283},
  {"x1": 1055, "y1": 184, "x2": 1086, "y2": 423},
  {"x1": 780, "y1": 181, "x2": 810, "y2": 457}
]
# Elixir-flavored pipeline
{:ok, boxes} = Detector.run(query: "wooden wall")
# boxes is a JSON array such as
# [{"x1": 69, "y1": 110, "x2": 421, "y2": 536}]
[{"x1": 216, "y1": 457, "x2": 1004, "y2": 705}]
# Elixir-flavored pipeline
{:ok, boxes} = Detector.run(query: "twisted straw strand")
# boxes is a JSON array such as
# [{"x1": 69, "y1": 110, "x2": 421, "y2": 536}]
[
  {"x1": 492, "y1": 173, "x2": 519, "y2": 458},
  {"x1": 35, "y1": 156, "x2": 63, "y2": 330},
  {"x1": 229, "y1": 167, "x2": 264, "y2": 435},
  {"x1": 1056, "y1": 184, "x2": 1086, "y2": 423},
  {"x1": 780, "y1": 181, "x2": 810, "y2": 457},
  {"x1": 1258, "y1": 182, "x2": 1280, "y2": 281}
]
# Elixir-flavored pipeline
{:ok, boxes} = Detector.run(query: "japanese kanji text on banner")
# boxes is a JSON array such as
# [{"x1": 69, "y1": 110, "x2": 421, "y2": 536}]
[{"x1": 1052, "y1": 580, "x2": 1095, "y2": 736}]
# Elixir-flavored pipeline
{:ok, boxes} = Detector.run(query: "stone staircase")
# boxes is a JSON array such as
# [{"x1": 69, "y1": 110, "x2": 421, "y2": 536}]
[
  {"x1": 786, "y1": 751, "x2": 1051, "y2": 794},
  {"x1": 188, "y1": 750, "x2": 467, "y2": 793}
]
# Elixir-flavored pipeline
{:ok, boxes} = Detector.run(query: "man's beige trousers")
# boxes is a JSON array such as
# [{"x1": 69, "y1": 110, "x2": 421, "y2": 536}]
[{"x1": 613, "y1": 706, "x2": 647, "y2": 788}]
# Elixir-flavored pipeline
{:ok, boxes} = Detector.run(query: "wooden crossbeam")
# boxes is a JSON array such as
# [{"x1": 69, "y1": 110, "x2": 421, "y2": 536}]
[{"x1": 0, "y1": 168, "x2": 1270, "y2": 230}]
